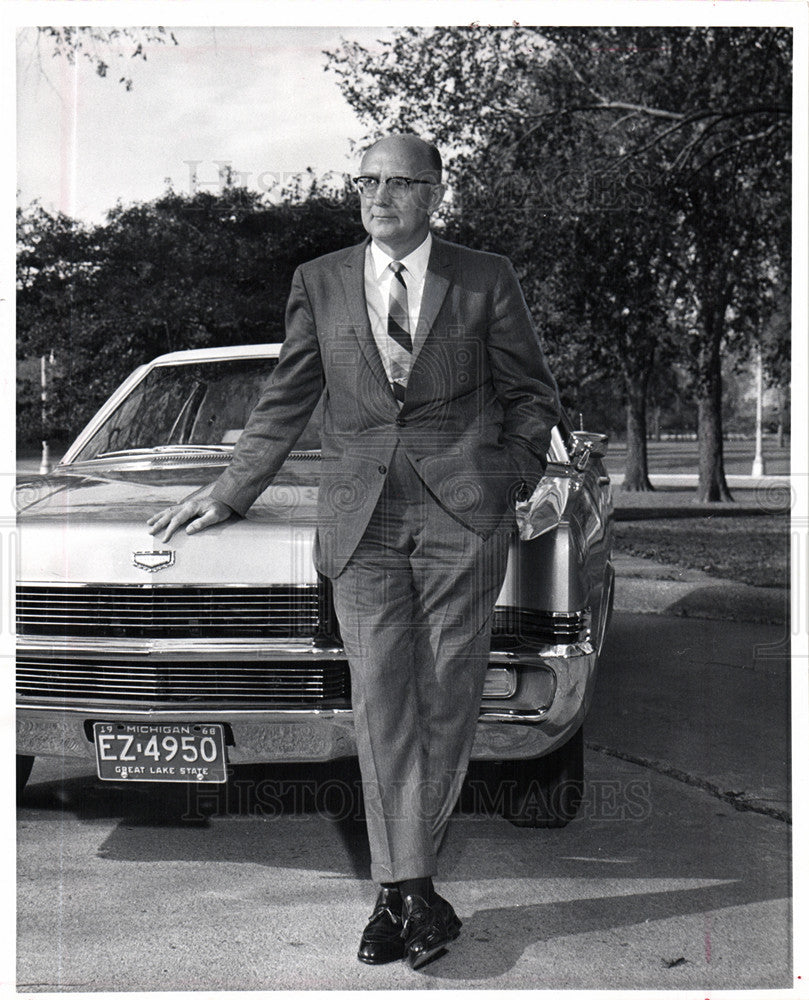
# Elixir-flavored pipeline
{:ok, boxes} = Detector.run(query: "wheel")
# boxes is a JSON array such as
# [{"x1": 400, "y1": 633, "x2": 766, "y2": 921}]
[
  {"x1": 17, "y1": 755, "x2": 35, "y2": 800},
  {"x1": 502, "y1": 725, "x2": 584, "y2": 828}
]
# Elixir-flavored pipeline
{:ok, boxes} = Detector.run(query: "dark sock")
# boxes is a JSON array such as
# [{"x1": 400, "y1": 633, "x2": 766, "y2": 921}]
[{"x1": 398, "y1": 876, "x2": 434, "y2": 902}]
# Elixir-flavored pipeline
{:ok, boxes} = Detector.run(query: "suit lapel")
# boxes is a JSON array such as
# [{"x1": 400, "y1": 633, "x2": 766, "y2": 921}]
[
  {"x1": 400, "y1": 236, "x2": 454, "y2": 415},
  {"x1": 414, "y1": 235, "x2": 452, "y2": 345},
  {"x1": 338, "y1": 238, "x2": 391, "y2": 391}
]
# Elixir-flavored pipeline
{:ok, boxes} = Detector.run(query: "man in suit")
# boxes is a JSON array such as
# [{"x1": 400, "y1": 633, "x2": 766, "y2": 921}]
[{"x1": 148, "y1": 134, "x2": 560, "y2": 969}]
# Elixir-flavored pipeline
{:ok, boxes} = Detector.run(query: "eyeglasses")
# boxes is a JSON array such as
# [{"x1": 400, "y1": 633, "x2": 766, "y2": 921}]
[{"x1": 353, "y1": 175, "x2": 434, "y2": 198}]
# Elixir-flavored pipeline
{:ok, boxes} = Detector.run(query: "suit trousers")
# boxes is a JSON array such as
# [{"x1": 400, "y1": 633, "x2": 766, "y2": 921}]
[{"x1": 331, "y1": 441, "x2": 513, "y2": 882}]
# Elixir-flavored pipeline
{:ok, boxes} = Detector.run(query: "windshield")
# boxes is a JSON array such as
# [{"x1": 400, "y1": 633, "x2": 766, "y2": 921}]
[{"x1": 71, "y1": 357, "x2": 322, "y2": 462}]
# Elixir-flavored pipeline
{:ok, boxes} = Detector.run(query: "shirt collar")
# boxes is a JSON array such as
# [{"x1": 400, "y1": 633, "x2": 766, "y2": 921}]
[{"x1": 368, "y1": 231, "x2": 433, "y2": 283}]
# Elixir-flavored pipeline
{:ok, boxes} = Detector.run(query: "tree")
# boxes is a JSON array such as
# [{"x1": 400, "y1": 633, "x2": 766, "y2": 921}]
[
  {"x1": 326, "y1": 25, "x2": 791, "y2": 499},
  {"x1": 17, "y1": 183, "x2": 363, "y2": 443},
  {"x1": 551, "y1": 214, "x2": 679, "y2": 490}
]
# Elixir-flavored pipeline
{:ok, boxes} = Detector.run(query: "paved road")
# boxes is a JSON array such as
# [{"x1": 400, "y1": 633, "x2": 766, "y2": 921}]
[{"x1": 16, "y1": 609, "x2": 791, "y2": 992}]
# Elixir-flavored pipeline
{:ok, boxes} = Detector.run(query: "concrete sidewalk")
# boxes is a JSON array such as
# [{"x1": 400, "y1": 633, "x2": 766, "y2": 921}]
[
  {"x1": 612, "y1": 553, "x2": 789, "y2": 625},
  {"x1": 609, "y1": 479, "x2": 790, "y2": 624}
]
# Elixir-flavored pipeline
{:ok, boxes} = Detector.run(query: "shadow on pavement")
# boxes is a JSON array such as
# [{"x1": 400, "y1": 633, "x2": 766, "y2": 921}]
[{"x1": 18, "y1": 746, "x2": 790, "y2": 987}]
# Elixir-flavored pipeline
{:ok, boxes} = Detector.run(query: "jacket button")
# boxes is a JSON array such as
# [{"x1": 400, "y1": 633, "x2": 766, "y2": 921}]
[{"x1": 378, "y1": 464, "x2": 387, "y2": 475}]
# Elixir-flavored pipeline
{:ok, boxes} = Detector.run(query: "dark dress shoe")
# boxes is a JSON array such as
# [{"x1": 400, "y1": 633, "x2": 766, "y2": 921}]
[
  {"x1": 357, "y1": 887, "x2": 406, "y2": 965},
  {"x1": 401, "y1": 893, "x2": 462, "y2": 969}
]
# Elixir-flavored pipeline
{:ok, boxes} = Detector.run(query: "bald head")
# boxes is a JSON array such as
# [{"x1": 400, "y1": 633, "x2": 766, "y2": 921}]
[{"x1": 361, "y1": 134, "x2": 443, "y2": 183}]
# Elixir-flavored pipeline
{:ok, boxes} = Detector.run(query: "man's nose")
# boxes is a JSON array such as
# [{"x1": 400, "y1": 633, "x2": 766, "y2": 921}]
[{"x1": 372, "y1": 180, "x2": 392, "y2": 204}]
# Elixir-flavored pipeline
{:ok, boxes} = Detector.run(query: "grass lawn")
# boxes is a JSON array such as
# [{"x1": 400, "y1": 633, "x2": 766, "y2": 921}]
[
  {"x1": 613, "y1": 514, "x2": 790, "y2": 589},
  {"x1": 606, "y1": 437, "x2": 790, "y2": 475}
]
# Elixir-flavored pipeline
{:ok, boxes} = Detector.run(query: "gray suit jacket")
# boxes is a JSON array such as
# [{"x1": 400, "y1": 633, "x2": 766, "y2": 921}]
[{"x1": 210, "y1": 234, "x2": 561, "y2": 578}]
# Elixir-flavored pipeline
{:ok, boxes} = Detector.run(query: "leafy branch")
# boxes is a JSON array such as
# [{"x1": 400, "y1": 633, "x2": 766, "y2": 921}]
[{"x1": 36, "y1": 27, "x2": 178, "y2": 90}]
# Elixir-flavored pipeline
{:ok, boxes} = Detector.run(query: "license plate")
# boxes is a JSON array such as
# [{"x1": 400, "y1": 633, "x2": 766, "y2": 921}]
[{"x1": 93, "y1": 722, "x2": 227, "y2": 783}]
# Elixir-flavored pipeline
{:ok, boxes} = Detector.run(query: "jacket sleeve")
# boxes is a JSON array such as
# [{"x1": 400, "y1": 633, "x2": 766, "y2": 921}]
[
  {"x1": 209, "y1": 266, "x2": 324, "y2": 516},
  {"x1": 486, "y1": 256, "x2": 561, "y2": 491}
]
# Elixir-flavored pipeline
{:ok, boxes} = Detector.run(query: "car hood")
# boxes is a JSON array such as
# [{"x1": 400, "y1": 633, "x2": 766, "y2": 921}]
[{"x1": 16, "y1": 463, "x2": 320, "y2": 586}]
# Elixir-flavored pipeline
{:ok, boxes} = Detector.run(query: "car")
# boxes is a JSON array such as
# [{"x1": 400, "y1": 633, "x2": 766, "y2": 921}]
[{"x1": 16, "y1": 343, "x2": 614, "y2": 826}]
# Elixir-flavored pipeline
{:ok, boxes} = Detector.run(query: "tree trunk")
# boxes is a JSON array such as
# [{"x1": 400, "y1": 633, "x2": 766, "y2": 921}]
[
  {"x1": 622, "y1": 377, "x2": 654, "y2": 491},
  {"x1": 777, "y1": 388, "x2": 785, "y2": 448},
  {"x1": 695, "y1": 333, "x2": 733, "y2": 502}
]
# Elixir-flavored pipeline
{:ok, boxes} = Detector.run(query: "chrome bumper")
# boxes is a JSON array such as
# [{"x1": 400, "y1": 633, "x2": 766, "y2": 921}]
[{"x1": 16, "y1": 643, "x2": 596, "y2": 765}]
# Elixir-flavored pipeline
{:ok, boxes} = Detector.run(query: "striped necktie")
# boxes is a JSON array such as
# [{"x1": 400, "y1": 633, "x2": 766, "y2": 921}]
[{"x1": 387, "y1": 261, "x2": 412, "y2": 402}]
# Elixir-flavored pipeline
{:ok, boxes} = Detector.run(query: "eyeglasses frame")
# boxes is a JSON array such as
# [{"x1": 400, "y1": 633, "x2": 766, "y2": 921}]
[{"x1": 352, "y1": 175, "x2": 436, "y2": 198}]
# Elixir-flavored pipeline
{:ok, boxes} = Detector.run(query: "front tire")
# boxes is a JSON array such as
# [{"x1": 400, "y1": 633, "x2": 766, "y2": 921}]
[
  {"x1": 503, "y1": 725, "x2": 584, "y2": 828},
  {"x1": 17, "y1": 755, "x2": 34, "y2": 801}
]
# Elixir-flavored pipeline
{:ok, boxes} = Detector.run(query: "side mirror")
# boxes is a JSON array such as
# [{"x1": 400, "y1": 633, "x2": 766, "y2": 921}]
[{"x1": 570, "y1": 430, "x2": 609, "y2": 464}]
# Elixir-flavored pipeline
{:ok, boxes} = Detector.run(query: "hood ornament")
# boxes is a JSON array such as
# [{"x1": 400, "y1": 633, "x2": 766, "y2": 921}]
[{"x1": 133, "y1": 550, "x2": 175, "y2": 572}]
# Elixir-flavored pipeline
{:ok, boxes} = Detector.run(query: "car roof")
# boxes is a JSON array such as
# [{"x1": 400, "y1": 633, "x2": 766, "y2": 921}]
[{"x1": 151, "y1": 344, "x2": 283, "y2": 365}]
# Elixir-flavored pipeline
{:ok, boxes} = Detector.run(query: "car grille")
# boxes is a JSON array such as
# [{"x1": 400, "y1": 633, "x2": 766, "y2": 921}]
[
  {"x1": 16, "y1": 584, "x2": 333, "y2": 640},
  {"x1": 491, "y1": 607, "x2": 590, "y2": 646},
  {"x1": 16, "y1": 656, "x2": 351, "y2": 706}
]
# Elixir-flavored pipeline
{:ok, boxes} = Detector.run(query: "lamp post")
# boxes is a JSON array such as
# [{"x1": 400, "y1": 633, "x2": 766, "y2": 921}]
[
  {"x1": 38, "y1": 351, "x2": 54, "y2": 475},
  {"x1": 751, "y1": 346, "x2": 766, "y2": 477}
]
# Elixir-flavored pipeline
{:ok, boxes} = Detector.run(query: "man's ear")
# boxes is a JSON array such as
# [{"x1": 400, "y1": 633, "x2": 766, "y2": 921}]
[{"x1": 428, "y1": 183, "x2": 447, "y2": 215}]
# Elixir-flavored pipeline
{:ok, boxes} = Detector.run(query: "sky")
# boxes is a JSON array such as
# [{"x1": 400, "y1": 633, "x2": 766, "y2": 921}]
[{"x1": 16, "y1": 25, "x2": 393, "y2": 222}]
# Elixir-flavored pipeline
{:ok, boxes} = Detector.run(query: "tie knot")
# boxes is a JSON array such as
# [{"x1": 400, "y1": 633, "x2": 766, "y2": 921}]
[{"x1": 390, "y1": 261, "x2": 405, "y2": 275}]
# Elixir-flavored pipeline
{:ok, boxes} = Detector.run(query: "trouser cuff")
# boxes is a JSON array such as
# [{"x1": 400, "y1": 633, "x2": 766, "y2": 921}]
[{"x1": 371, "y1": 855, "x2": 438, "y2": 883}]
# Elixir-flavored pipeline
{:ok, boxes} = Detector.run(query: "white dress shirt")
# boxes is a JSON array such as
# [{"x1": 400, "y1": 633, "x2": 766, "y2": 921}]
[{"x1": 364, "y1": 232, "x2": 432, "y2": 391}]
